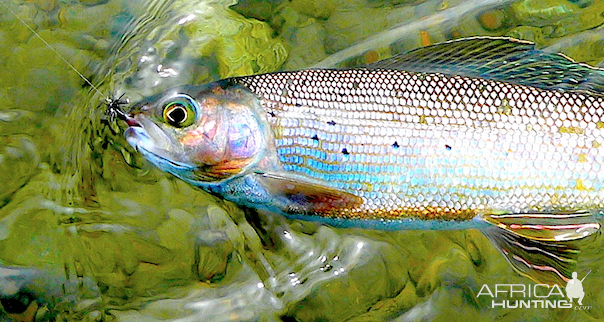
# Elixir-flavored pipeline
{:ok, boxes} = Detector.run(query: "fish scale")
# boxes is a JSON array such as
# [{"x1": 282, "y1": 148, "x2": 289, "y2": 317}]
[
  {"x1": 120, "y1": 37, "x2": 604, "y2": 284},
  {"x1": 234, "y1": 68, "x2": 604, "y2": 220}
]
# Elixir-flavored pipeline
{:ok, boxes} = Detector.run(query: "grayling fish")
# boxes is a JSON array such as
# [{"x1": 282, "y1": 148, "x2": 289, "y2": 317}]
[{"x1": 111, "y1": 37, "x2": 604, "y2": 285}]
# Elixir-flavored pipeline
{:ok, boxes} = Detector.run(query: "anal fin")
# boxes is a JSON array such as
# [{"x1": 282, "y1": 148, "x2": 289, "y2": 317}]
[
  {"x1": 480, "y1": 211, "x2": 601, "y2": 285},
  {"x1": 483, "y1": 211, "x2": 600, "y2": 241}
]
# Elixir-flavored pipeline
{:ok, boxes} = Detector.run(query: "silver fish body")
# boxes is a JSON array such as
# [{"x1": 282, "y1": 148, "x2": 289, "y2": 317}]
[
  {"x1": 234, "y1": 68, "x2": 604, "y2": 221},
  {"x1": 117, "y1": 37, "x2": 604, "y2": 284}
]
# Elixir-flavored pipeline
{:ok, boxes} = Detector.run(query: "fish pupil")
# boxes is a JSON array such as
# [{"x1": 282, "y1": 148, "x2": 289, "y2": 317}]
[{"x1": 166, "y1": 105, "x2": 187, "y2": 125}]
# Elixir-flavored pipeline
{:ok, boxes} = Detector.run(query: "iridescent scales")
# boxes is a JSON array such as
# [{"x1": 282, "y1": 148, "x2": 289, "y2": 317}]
[
  {"x1": 236, "y1": 68, "x2": 604, "y2": 220},
  {"x1": 119, "y1": 37, "x2": 604, "y2": 285}
]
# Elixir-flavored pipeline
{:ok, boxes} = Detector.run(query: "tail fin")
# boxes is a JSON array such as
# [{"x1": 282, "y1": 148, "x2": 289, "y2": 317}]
[{"x1": 480, "y1": 211, "x2": 600, "y2": 285}]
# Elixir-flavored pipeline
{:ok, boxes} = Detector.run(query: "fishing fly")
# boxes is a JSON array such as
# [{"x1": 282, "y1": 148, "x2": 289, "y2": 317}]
[{"x1": 106, "y1": 94, "x2": 130, "y2": 123}]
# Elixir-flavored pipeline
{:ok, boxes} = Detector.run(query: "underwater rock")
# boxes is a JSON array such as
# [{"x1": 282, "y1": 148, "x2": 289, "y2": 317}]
[
  {"x1": 324, "y1": 4, "x2": 414, "y2": 53},
  {"x1": 288, "y1": 0, "x2": 336, "y2": 19},
  {"x1": 568, "y1": 0, "x2": 594, "y2": 8},
  {"x1": 79, "y1": 0, "x2": 110, "y2": 6},
  {"x1": 273, "y1": 228, "x2": 408, "y2": 321},
  {"x1": 345, "y1": 279, "x2": 419, "y2": 321},
  {"x1": 0, "y1": 266, "x2": 58, "y2": 322},
  {"x1": 547, "y1": 35, "x2": 604, "y2": 67},
  {"x1": 111, "y1": 1, "x2": 288, "y2": 100},
  {"x1": 77, "y1": 225, "x2": 184, "y2": 300},
  {"x1": 0, "y1": 190, "x2": 108, "y2": 320},
  {"x1": 184, "y1": 8, "x2": 287, "y2": 78},
  {"x1": 78, "y1": 34, "x2": 111, "y2": 53},
  {"x1": 506, "y1": 25, "x2": 545, "y2": 43},
  {"x1": 230, "y1": 0, "x2": 285, "y2": 22},
  {"x1": 274, "y1": 6, "x2": 328, "y2": 69},
  {"x1": 195, "y1": 231, "x2": 234, "y2": 283},
  {"x1": 6, "y1": 28, "x2": 94, "y2": 112},
  {"x1": 549, "y1": 1, "x2": 604, "y2": 37},
  {"x1": 4, "y1": 4, "x2": 39, "y2": 43},
  {"x1": 477, "y1": 8, "x2": 507, "y2": 31},
  {"x1": 510, "y1": 0, "x2": 579, "y2": 27},
  {"x1": 56, "y1": 3, "x2": 121, "y2": 36},
  {"x1": 0, "y1": 136, "x2": 39, "y2": 208},
  {"x1": 0, "y1": 110, "x2": 39, "y2": 137},
  {"x1": 73, "y1": 197, "x2": 200, "y2": 301},
  {"x1": 447, "y1": 12, "x2": 499, "y2": 41},
  {"x1": 415, "y1": 246, "x2": 473, "y2": 296},
  {"x1": 506, "y1": 0, "x2": 604, "y2": 40},
  {"x1": 366, "y1": 0, "x2": 429, "y2": 7},
  {"x1": 34, "y1": 0, "x2": 56, "y2": 12}
]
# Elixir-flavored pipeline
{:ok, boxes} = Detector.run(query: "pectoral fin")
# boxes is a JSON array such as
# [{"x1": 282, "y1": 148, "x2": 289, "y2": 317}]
[
  {"x1": 253, "y1": 172, "x2": 363, "y2": 214},
  {"x1": 479, "y1": 211, "x2": 600, "y2": 285}
]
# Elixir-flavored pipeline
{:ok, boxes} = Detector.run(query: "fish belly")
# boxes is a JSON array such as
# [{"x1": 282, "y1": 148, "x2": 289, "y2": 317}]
[{"x1": 235, "y1": 69, "x2": 604, "y2": 221}]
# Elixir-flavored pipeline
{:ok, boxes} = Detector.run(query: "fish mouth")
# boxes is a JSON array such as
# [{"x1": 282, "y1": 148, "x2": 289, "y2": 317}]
[
  {"x1": 123, "y1": 116, "x2": 140, "y2": 127},
  {"x1": 125, "y1": 126, "x2": 200, "y2": 181},
  {"x1": 125, "y1": 126, "x2": 174, "y2": 162},
  {"x1": 125, "y1": 126, "x2": 151, "y2": 151},
  {"x1": 117, "y1": 110, "x2": 140, "y2": 127},
  {"x1": 132, "y1": 140, "x2": 194, "y2": 169},
  {"x1": 124, "y1": 117, "x2": 194, "y2": 169}
]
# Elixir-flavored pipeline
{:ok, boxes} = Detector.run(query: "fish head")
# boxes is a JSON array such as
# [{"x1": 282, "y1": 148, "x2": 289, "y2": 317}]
[{"x1": 122, "y1": 81, "x2": 267, "y2": 183}]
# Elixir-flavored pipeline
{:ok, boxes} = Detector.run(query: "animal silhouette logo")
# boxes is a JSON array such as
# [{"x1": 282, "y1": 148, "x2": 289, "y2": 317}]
[{"x1": 566, "y1": 271, "x2": 590, "y2": 305}]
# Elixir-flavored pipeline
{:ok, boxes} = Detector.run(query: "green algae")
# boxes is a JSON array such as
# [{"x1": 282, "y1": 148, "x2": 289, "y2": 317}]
[
  {"x1": 511, "y1": 0, "x2": 580, "y2": 26},
  {"x1": 183, "y1": 9, "x2": 288, "y2": 78}
]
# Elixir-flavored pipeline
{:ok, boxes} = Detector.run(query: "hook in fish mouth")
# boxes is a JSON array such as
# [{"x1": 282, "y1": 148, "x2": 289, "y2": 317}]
[{"x1": 106, "y1": 94, "x2": 139, "y2": 127}]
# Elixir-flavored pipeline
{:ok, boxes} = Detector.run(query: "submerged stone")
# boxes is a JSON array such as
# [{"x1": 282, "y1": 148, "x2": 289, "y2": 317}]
[
  {"x1": 478, "y1": 9, "x2": 507, "y2": 31},
  {"x1": 511, "y1": 0, "x2": 579, "y2": 27},
  {"x1": 0, "y1": 136, "x2": 39, "y2": 207},
  {"x1": 506, "y1": 26, "x2": 545, "y2": 43}
]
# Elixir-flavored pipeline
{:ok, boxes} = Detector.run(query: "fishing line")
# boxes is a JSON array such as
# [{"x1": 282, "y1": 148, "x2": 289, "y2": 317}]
[{"x1": 5, "y1": 4, "x2": 110, "y2": 101}]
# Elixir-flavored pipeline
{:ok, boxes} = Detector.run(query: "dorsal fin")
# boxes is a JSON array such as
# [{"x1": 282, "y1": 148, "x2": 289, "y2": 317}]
[{"x1": 363, "y1": 37, "x2": 604, "y2": 95}]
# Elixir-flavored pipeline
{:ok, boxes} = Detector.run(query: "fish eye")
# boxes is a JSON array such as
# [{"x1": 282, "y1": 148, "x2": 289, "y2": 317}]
[{"x1": 162, "y1": 98, "x2": 196, "y2": 128}]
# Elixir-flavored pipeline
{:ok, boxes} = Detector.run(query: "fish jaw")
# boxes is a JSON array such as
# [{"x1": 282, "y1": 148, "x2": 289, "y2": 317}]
[
  {"x1": 121, "y1": 82, "x2": 272, "y2": 184},
  {"x1": 125, "y1": 114, "x2": 187, "y2": 164},
  {"x1": 123, "y1": 115, "x2": 205, "y2": 182}
]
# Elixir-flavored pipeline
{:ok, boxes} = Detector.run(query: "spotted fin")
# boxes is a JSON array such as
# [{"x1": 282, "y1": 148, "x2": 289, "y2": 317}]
[
  {"x1": 254, "y1": 172, "x2": 363, "y2": 213},
  {"x1": 363, "y1": 36, "x2": 604, "y2": 95},
  {"x1": 480, "y1": 211, "x2": 601, "y2": 285}
]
